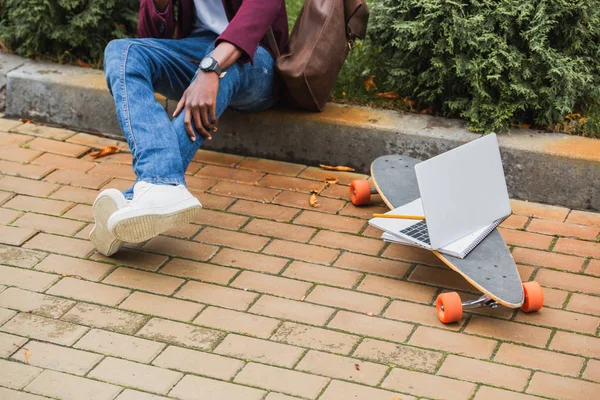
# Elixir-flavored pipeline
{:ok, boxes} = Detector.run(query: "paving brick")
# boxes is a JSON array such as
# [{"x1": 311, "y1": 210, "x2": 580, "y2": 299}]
[
  {"x1": 159, "y1": 258, "x2": 237, "y2": 284},
  {"x1": 0, "y1": 207, "x2": 20, "y2": 224},
  {"x1": 549, "y1": 331, "x2": 600, "y2": 358},
  {"x1": 231, "y1": 271, "x2": 311, "y2": 300},
  {"x1": 211, "y1": 180, "x2": 280, "y2": 201},
  {"x1": 299, "y1": 167, "x2": 368, "y2": 185},
  {"x1": 66, "y1": 132, "x2": 125, "y2": 149},
  {"x1": 539, "y1": 286, "x2": 569, "y2": 308},
  {"x1": 24, "y1": 233, "x2": 94, "y2": 257},
  {"x1": 1, "y1": 313, "x2": 88, "y2": 345},
  {"x1": 320, "y1": 380, "x2": 415, "y2": 400},
  {"x1": 514, "y1": 306, "x2": 600, "y2": 334},
  {"x1": 249, "y1": 295, "x2": 335, "y2": 325},
  {"x1": 511, "y1": 199, "x2": 570, "y2": 221},
  {"x1": 0, "y1": 190, "x2": 12, "y2": 204},
  {"x1": 0, "y1": 146, "x2": 42, "y2": 163},
  {"x1": 163, "y1": 223, "x2": 201, "y2": 238},
  {"x1": 142, "y1": 236, "x2": 218, "y2": 261},
  {"x1": 89, "y1": 357, "x2": 182, "y2": 395},
  {"x1": 0, "y1": 118, "x2": 28, "y2": 133},
  {"x1": 48, "y1": 277, "x2": 130, "y2": 306},
  {"x1": 0, "y1": 331, "x2": 27, "y2": 357},
  {"x1": 103, "y1": 267, "x2": 184, "y2": 295},
  {"x1": 28, "y1": 137, "x2": 89, "y2": 157},
  {"x1": 153, "y1": 345, "x2": 244, "y2": 379},
  {"x1": 35, "y1": 254, "x2": 113, "y2": 281},
  {"x1": 583, "y1": 359, "x2": 600, "y2": 382},
  {"x1": 586, "y1": 259, "x2": 600, "y2": 276},
  {"x1": 45, "y1": 169, "x2": 109, "y2": 189},
  {"x1": 499, "y1": 227, "x2": 553, "y2": 250},
  {"x1": 0, "y1": 287, "x2": 75, "y2": 318},
  {"x1": 170, "y1": 375, "x2": 266, "y2": 400},
  {"x1": 243, "y1": 218, "x2": 316, "y2": 242},
  {"x1": 293, "y1": 210, "x2": 365, "y2": 233},
  {"x1": 473, "y1": 386, "x2": 545, "y2": 400},
  {"x1": 25, "y1": 369, "x2": 121, "y2": 400},
  {"x1": 193, "y1": 209, "x2": 248, "y2": 230},
  {"x1": 191, "y1": 191, "x2": 234, "y2": 210},
  {"x1": 500, "y1": 214, "x2": 529, "y2": 230},
  {"x1": 358, "y1": 274, "x2": 437, "y2": 303},
  {"x1": 103, "y1": 177, "x2": 133, "y2": 192},
  {"x1": 0, "y1": 387, "x2": 50, "y2": 400},
  {"x1": 271, "y1": 322, "x2": 359, "y2": 355},
  {"x1": 409, "y1": 326, "x2": 497, "y2": 359},
  {"x1": 528, "y1": 218, "x2": 599, "y2": 240},
  {"x1": 258, "y1": 174, "x2": 326, "y2": 193},
  {"x1": 0, "y1": 359, "x2": 42, "y2": 389},
  {"x1": 63, "y1": 204, "x2": 93, "y2": 221},
  {"x1": 408, "y1": 264, "x2": 475, "y2": 292},
  {"x1": 50, "y1": 185, "x2": 99, "y2": 204},
  {"x1": 137, "y1": 318, "x2": 225, "y2": 351},
  {"x1": 185, "y1": 176, "x2": 218, "y2": 192},
  {"x1": 196, "y1": 164, "x2": 265, "y2": 183},
  {"x1": 382, "y1": 368, "x2": 476, "y2": 400},
  {"x1": 494, "y1": 342, "x2": 584, "y2": 377},
  {"x1": 215, "y1": 333, "x2": 304, "y2": 367},
  {"x1": 306, "y1": 285, "x2": 388, "y2": 314},
  {"x1": 0, "y1": 159, "x2": 53, "y2": 179},
  {"x1": 92, "y1": 248, "x2": 168, "y2": 271},
  {"x1": 0, "y1": 307, "x2": 16, "y2": 325},
  {"x1": 176, "y1": 281, "x2": 257, "y2": 311},
  {"x1": 11, "y1": 123, "x2": 75, "y2": 140},
  {"x1": 234, "y1": 363, "x2": 328, "y2": 399},
  {"x1": 283, "y1": 261, "x2": 361, "y2": 288},
  {"x1": 74, "y1": 329, "x2": 165, "y2": 363},
  {"x1": 62, "y1": 302, "x2": 148, "y2": 334},
  {"x1": 339, "y1": 202, "x2": 388, "y2": 219},
  {"x1": 0, "y1": 265, "x2": 58, "y2": 291},
  {"x1": 554, "y1": 238, "x2": 600, "y2": 258},
  {"x1": 228, "y1": 199, "x2": 299, "y2": 221},
  {"x1": 194, "y1": 306, "x2": 280, "y2": 338},
  {"x1": 335, "y1": 252, "x2": 412, "y2": 278},
  {"x1": 567, "y1": 209, "x2": 600, "y2": 227},
  {"x1": 115, "y1": 390, "x2": 170, "y2": 400},
  {"x1": 385, "y1": 300, "x2": 464, "y2": 330},
  {"x1": 88, "y1": 162, "x2": 136, "y2": 180},
  {"x1": 536, "y1": 269, "x2": 600, "y2": 295},
  {"x1": 195, "y1": 226, "x2": 269, "y2": 251},
  {"x1": 274, "y1": 190, "x2": 345, "y2": 213},
  {"x1": 238, "y1": 157, "x2": 305, "y2": 176},
  {"x1": 512, "y1": 247, "x2": 585, "y2": 272},
  {"x1": 0, "y1": 225, "x2": 36, "y2": 245},
  {"x1": 382, "y1": 244, "x2": 446, "y2": 267},
  {"x1": 311, "y1": 230, "x2": 384, "y2": 256},
  {"x1": 14, "y1": 212, "x2": 86, "y2": 235},
  {"x1": 296, "y1": 350, "x2": 387, "y2": 385},
  {"x1": 328, "y1": 310, "x2": 413, "y2": 343},
  {"x1": 0, "y1": 243, "x2": 46, "y2": 268},
  {"x1": 527, "y1": 371, "x2": 600, "y2": 400},
  {"x1": 464, "y1": 316, "x2": 552, "y2": 347},
  {"x1": 11, "y1": 340, "x2": 102, "y2": 375},
  {"x1": 186, "y1": 161, "x2": 203, "y2": 175},
  {"x1": 211, "y1": 248, "x2": 287, "y2": 273},
  {"x1": 567, "y1": 293, "x2": 600, "y2": 315},
  {"x1": 120, "y1": 291, "x2": 203, "y2": 321},
  {"x1": 32, "y1": 152, "x2": 96, "y2": 172},
  {"x1": 354, "y1": 338, "x2": 442, "y2": 372},
  {"x1": 0, "y1": 176, "x2": 59, "y2": 196},
  {"x1": 193, "y1": 149, "x2": 245, "y2": 166},
  {"x1": 263, "y1": 239, "x2": 339, "y2": 264}
]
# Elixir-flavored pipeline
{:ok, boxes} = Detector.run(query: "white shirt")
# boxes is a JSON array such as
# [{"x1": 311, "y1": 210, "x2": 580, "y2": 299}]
[{"x1": 192, "y1": 0, "x2": 229, "y2": 35}]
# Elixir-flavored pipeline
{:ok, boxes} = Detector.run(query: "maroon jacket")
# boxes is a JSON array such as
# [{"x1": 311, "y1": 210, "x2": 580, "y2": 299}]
[{"x1": 137, "y1": 0, "x2": 288, "y2": 64}]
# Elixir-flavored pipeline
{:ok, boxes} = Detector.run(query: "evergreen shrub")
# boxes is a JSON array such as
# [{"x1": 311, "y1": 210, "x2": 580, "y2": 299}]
[
  {"x1": 368, "y1": 0, "x2": 600, "y2": 134},
  {"x1": 0, "y1": 0, "x2": 138, "y2": 66}
]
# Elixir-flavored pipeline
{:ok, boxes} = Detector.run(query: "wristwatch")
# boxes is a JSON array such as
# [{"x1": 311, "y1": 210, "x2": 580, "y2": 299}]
[{"x1": 199, "y1": 56, "x2": 225, "y2": 78}]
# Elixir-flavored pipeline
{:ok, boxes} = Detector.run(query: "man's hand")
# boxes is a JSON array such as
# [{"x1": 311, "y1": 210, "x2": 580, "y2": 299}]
[{"x1": 173, "y1": 71, "x2": 219, "y2": 142}]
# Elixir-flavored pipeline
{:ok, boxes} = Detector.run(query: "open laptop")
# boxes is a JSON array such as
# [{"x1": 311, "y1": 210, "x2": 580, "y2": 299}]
[{"x1": 370, "y1": 133, "x2": 511, "y2": 250}]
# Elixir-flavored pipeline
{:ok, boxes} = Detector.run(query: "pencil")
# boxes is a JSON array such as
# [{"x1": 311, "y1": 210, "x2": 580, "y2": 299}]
[{"x1": 372, "y1": 214, "x2": 425, "y2": 220}]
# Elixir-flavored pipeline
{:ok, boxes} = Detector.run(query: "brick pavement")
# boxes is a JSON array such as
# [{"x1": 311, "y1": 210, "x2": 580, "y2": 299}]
[{"x1": 0, "y1": 118, "x2": 599, "y2": 399}]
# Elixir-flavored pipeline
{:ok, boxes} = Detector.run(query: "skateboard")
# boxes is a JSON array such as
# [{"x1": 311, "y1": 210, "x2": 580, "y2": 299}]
[{"x1": 350, "y1": 155, "x2": 544, "y2": 323}]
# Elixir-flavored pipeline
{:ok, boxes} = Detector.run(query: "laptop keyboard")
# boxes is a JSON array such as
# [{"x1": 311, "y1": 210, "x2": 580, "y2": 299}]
[{"x1": 400, "y1": 220, "x2": 431, "y2": 245}]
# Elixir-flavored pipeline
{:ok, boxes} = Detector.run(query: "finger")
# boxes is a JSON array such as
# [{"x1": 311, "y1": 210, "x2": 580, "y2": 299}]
[
  {"x1": 184, "y1": 106, "x2": 196, "y2": 142},
  {"x1": 173, "y1": 94, "x2": 186, "y2": 117},
  {"x1": 210, "y1": 104, "x2": 218, "y2": 129},
  {"x1": 200, "y1": 105, "x2": 216, "y2": 133},
  {"x1": 192, "y1": 106, "x2": 212, "y2": 140}
]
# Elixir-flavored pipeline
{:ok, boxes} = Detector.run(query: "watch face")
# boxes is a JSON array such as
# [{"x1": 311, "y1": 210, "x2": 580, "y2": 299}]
[{"x1": 200, "y1": 58, "x2": 213, "y2": 70}]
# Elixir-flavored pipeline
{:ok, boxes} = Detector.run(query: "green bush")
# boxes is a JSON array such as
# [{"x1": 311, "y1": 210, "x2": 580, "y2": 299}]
[
  {"x1": 0, "y1": 0, "x2": 138, "y2": 66},
  {"x1": 368, "y1": 0, "x2": 600, "y2": 134}
]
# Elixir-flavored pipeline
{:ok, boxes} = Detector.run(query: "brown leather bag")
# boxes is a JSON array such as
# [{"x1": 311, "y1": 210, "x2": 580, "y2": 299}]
[{"x1": 268, "y1": 0, "x2": 369, "y2": 112}]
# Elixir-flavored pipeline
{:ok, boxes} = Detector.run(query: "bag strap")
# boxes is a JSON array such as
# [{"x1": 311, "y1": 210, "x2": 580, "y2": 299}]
[{"x1": 267, "y1": 27, "x2": 281, "y2": 60}]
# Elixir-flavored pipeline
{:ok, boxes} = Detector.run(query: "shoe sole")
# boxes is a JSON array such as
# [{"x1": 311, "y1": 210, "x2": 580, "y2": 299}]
[
  {"x1": 112, "y1": 204, "x2": 202, "y2": 243},
  {"x1": 90, "y1": 193, "x2": 123, "y2": 256}
]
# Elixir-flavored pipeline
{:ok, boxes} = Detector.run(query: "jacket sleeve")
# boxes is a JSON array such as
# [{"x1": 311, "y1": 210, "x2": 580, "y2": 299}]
[
  {"x1": 216, "y1": 0, "x2": 284, "y2": 64},
  {"x1": 137, "y1": 0, "x2": 176, "y2": 39}
]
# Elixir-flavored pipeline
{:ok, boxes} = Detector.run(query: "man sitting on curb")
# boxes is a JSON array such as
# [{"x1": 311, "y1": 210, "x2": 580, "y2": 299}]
[{"x1": 89, "y1": 0, "x2": 288, "y2": 256}]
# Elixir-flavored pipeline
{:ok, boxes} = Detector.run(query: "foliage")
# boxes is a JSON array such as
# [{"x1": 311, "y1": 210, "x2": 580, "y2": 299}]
[
  {"x1": 367, "y1": 0, "x2": 600, "y2": 135},
  {"x1": 0, "y1": 0, "x2": 138, "y2": 66}
]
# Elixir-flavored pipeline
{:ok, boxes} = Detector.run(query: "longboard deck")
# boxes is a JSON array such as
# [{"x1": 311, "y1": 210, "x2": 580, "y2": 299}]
[{"x1": 371, "y1": 155, "x2": 524, "y2": 308}]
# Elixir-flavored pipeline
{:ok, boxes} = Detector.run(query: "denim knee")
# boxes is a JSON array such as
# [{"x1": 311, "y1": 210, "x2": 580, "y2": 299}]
[{"x1": 104, "y1": 39, "x2": 141, "y2": 94}]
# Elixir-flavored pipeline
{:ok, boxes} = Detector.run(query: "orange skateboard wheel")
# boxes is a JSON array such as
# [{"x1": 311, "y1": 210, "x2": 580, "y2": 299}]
[
  {"x1": 436, "y1": 292, "x2": 463, "y2": 323},
  {"x1": 521, "y1": 281, "x2": 544, "y2": 312},
  {"x1": 350, "y1": 180, "x2": 371, "y2": 205}
]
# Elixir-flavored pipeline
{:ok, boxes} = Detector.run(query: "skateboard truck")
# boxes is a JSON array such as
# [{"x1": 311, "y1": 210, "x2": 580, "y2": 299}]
[{"x1": 460, "y1": 295, "x2": 498, "y2": 310}]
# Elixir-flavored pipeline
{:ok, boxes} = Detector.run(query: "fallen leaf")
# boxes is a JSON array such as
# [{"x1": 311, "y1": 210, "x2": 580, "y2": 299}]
[
  {"x1": 564, "y1": 113, "x2": 581, "y2": 120},
  {"x1": 367, "y1": 312, "x2": 374, "y2": 317},
  {"x1": 309, "y1": 190, "x2": 319, "y2": 208},
  {"x1": 319, "y1": 164, "x2": 355, "y2": 172},
  {"x1": 25, "y1": 349, "x2": 30, "y2": 363},
  {"x1": 376, "y1": 91, "x2": 401, "y2": 100},
  {"x1": 420, "y1": 106, "x2": 435, "y2": 115},
  {"x1": 20, "y1": 118, "x2": 34, "y2": 124},
  {"x1": 401, "y1": 97, "x2": 417, "y2": 111},
  {"x1": 89, "y1": 145, "x2": 120, "y2": 159},
  {"x1": 354, "y1": 363, "x2": 360, "y2": 371},
  {"x1": 324, "y1": 177, "x2": 339, "y2": 184},
  {"x1": 300, "y1": 295, "x2": 306, "y2": 301},
  {"x1": 363, "y1": 75, "x2": 377, "y2": 93},
  {"x1": 76, "y1": 59, "x2": 93, "y2": 69},
  {"x1": 61, "y1": 273, "x2": 84, "y2": 280}
]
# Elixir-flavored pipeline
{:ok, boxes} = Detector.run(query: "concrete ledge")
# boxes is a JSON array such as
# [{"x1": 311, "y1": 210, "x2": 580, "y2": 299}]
[{"x1": 3, "y1": 53, "x2": 599, "y2": 211}]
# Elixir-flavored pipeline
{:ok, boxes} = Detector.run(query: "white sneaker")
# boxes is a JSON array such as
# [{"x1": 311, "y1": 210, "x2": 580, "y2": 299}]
[
  {"x1": 90, "y1": 189, "x2": 129, "y2": 256},
  {"x1": 107, "y1": 181, "x2": 202, "y2": 243}
]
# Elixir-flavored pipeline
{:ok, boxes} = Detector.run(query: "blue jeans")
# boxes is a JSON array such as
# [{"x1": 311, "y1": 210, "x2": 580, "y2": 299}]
[{"x1": 104, "y1": 32, "x2": 276, "y2": 199}]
